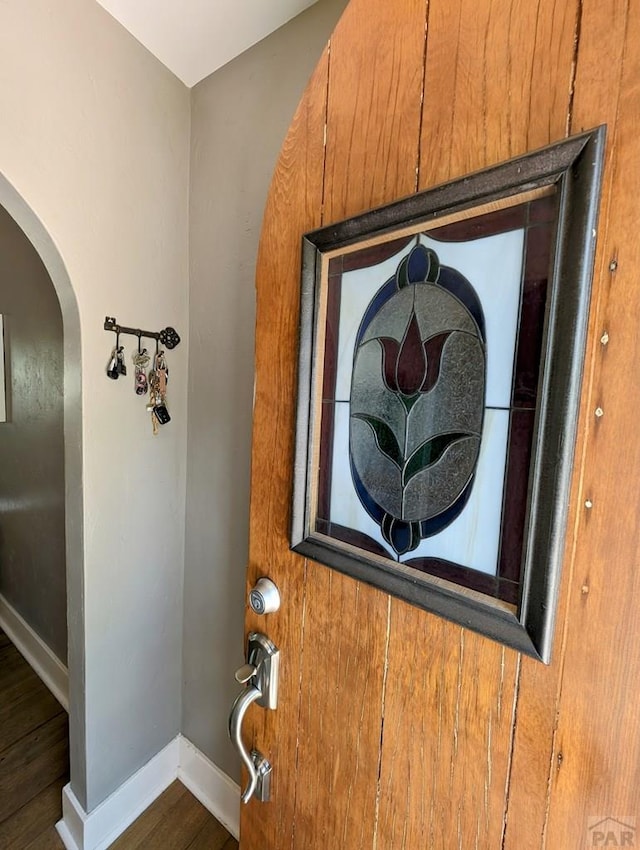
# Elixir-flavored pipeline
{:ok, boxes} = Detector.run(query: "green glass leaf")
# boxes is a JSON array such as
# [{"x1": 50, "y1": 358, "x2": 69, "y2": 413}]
[
  {"x1": 352, "y1": 414, "x2": 403, "y2": 469},
  {"x1": 403, "y1": 432, "x2": 470, "y2": 485},
  {"x1": 395, "y1": 256, "x2": 410, "y2": 289},
  {"x1": 425, "y1": 248, "x2": 440, "y2": 282}
]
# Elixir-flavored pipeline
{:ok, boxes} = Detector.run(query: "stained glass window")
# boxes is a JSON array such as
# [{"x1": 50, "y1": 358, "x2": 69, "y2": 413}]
[{"x1": 292, "y1": 127, "x2": 605, "y2": 661}]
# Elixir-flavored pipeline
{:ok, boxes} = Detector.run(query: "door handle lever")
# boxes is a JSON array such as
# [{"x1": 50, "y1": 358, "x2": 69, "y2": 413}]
[
  {"x1": 228, "y1": 685, "x2": 263, "y2": 803},
  {"x1": 228, "y1": 632, "x2": 279, "y2": 804}
]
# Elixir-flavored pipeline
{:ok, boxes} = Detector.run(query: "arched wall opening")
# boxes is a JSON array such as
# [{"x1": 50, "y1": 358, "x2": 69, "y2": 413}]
[{"x1": 0, "y1": 171, "x2": 86, "y2": 802}]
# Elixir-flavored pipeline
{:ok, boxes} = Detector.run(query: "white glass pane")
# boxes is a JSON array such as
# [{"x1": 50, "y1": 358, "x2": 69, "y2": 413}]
[{"x1": 420, "y1": 230, "x2": 524, "y2": 409}]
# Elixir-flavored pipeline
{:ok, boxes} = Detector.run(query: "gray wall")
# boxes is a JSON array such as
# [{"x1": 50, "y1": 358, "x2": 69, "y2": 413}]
[
  {"x1": 0, "y1": 203, "x2": 66, "y2": 663},
  {"x1": 0, "y1": 0, "x2": 190, "y2": 811},
  {"x1": 185, "y1": 0, "x2": 349, "y2": 778}
]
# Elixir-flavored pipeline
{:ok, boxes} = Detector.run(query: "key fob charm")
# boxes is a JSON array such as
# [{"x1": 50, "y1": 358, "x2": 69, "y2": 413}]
[{"x1": 153, "y1": 404, "x2": 171, "y2": 425}]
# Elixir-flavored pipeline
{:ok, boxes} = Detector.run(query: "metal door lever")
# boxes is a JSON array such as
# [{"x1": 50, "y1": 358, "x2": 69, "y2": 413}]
[
  {"x1": 228, "y1": 632, "x2": 279, "y2": 804},
  {"x1": 229, "y1": 685, "x2": 263, "y2": 803}
]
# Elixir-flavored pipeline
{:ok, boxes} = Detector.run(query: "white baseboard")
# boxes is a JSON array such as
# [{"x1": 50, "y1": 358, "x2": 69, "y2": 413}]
[
  {"x1": 56, "y1": 737, "x2": 180, "y2": 850},
  {"x1": 55, "y1": 735, "x2": 240, "y2": 849},
  {"x1": 178, "y1": 736, "x2": 240, "y2": 839},
  {"x1": 0, "y1": 592, "x2": 69, "y2": 711}
]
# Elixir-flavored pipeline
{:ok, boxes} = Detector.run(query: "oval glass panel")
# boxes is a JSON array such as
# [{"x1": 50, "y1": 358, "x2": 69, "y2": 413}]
[{"x1": 349, "y1": 244, "x2": 486, "y2": 556}]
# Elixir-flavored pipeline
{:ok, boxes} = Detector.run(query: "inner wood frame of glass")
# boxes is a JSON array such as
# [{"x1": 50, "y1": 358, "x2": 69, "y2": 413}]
[{"x1": 292, "y1": 128, "x2": 605, "y2": 662}]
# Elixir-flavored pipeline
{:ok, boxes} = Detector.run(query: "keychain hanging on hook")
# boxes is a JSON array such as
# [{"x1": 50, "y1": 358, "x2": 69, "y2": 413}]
[
  {"x1": 146, "y1": 344, "x2": 171, "y2": 434},
  {"x1": 106, "y1": 330, "x2": 126, "y2": 379},
  {"x1": 132, "y1": 332, "x2": 150, "y2": 395}
]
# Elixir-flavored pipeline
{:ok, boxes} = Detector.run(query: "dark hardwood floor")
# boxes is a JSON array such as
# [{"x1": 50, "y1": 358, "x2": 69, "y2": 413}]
[
  {"x1": 0, "y1": 628, "x2": 68, "y2": 849},
  {"x1": 0, "y1": 630, "x2": 238, "y2": 849}
]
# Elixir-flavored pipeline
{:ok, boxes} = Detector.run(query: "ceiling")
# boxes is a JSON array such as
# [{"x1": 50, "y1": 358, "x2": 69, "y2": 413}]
[{"x1": 94, "y1": 0, "x2": 319, "y2": 87}]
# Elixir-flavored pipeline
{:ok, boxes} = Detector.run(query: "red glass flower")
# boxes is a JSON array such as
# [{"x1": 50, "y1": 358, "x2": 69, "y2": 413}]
[{"x1": 379, "y1": 311, "x2": 450, "y2": 398}]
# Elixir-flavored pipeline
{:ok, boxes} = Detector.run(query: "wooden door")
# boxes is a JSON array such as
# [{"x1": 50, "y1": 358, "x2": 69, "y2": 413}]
[{"x1": 242, "y1": 0, "x2": 640, "y2": 847}]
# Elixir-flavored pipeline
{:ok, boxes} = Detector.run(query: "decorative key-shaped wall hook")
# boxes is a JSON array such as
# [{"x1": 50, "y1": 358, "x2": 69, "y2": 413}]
[
  {"x1": 104, "y1": 316, "x2": 181, "y2": 350},
  {"x1": 104, "y1": 316, "x2": 179, "y2": 433}
]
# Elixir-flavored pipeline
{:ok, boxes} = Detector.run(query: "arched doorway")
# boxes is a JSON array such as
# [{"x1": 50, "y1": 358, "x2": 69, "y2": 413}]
[{"x1": 0, "y1": 171, "x2": 85, "y2": 802}]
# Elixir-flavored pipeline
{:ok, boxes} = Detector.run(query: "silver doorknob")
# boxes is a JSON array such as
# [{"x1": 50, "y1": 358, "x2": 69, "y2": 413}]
[{"x1": 249, "y1": 578, "x2": 281, "y2": 615}]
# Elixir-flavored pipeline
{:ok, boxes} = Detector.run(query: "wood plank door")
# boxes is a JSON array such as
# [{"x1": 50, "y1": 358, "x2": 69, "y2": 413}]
[{"x1": 240, "y1": 0, "x2": 640, "y2": 847}]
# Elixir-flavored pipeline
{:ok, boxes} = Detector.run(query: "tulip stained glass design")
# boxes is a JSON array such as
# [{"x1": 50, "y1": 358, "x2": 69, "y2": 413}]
[{"x1": 349, "y1": 243, "x2": 486, "y2": 556}]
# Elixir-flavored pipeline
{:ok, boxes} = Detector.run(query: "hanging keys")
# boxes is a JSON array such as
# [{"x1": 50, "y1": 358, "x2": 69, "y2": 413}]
[
  {"x1": 106, "y1": 346, "x2": 120, "y2": 379},
  {"x1": 132, "y1": 347, "x2": 150, "y2": 395},
  {"x1": 155, "y1": 350, "x2": 168, "y2": 394},
  {"x1": 107, "y1": 329, "x2": 126, "y2": 379},
  {"x1": 116, "y1": 346, "x2": 127, "y2": 377},
  {"x1": 147, "y1": 350, "x2": 171, "y2": 433},
  {"x1": 147, "y1": 363, "x2": 159, "y2": 410}
]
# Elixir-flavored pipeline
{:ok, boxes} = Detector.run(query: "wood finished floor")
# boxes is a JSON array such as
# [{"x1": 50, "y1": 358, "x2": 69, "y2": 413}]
[
  {"x1": 0, "y1": 629, "x2": 238, "y2": 849},
  {"x1": 0, "y1": 628, "x2": 68, "y2": 849}
]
